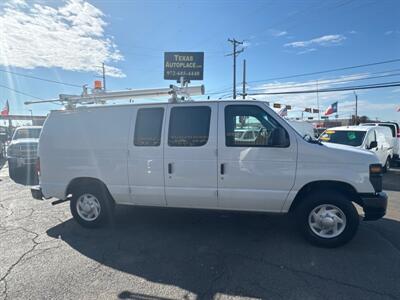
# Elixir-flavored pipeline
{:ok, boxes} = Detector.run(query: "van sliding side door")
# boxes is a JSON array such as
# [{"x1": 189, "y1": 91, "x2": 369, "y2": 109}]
[{"x1": 164, "y1": 103, "x2": 218, "y2": 209}]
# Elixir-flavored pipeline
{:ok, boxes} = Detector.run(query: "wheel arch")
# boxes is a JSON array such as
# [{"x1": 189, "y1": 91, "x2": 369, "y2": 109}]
[
  {"x1": 289, "y1": 180, "x2": 361, "y2": 213},
  {"x1": 65, "y1": 177, "x2": 115, "y2": 204}
]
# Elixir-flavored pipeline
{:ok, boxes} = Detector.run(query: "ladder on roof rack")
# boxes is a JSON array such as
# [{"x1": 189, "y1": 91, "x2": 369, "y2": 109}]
[{"x1": 25, "y1": 84, "x2": 205, "y2": 109}]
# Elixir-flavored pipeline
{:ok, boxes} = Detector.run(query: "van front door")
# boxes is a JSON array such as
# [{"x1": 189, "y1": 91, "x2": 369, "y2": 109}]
[
  {"x1": 217, "y1": 103, "x2": 297, "y2": 212},
  {"x1": 164, "y1": 103, "x2": 218, "y2": 209}
]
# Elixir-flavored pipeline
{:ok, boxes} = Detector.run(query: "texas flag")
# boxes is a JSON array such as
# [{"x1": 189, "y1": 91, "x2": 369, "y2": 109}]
[
  {"x1": 324, "y1": 101, "x2": 338, "y2": 116},
  {"x1": 278, "y1": 106, "x2": 288, "y2": 117},
  {"x1": 1, "y1": 100, "x2": 9, "y2": 116}
]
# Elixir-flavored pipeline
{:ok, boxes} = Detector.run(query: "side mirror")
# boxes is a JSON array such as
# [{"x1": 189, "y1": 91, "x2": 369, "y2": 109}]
[
  {"x1": 270, "y1": 127, "x2": 289, "y2": 147},
  {"x1": 368, "y1": 141, "x2": 378, "y2": 149}
]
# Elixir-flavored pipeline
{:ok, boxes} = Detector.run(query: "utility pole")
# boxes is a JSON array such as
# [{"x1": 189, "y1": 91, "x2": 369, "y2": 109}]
[
  {"x1": 242, "y1": 59, "x2": 246, "y2": 99},
  {"x1": 29, "y1": 109, "x2": 33, "y2": 125},
  {"x1": 354, "y1": 91, "x2": 358, "y2": 125},
  {"x1": 227, "y1": 38, "x2": 244, "y2": 99},
  {"x1": 102, "y1": 63, "x2": 106, "y2": 91}
]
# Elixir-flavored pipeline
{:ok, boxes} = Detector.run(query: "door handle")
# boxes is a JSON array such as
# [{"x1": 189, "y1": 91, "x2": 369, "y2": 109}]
[
  {"x1": 168, "y1": 163, "x2": 173, "y2": 174},
  {"x1": 220, "y1": 163, "x2": 225, "y2": 175}
]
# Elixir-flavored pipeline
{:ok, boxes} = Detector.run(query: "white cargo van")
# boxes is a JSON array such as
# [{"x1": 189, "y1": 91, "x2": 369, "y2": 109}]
[
  {"x1": 32, "y1": 101, "x2": 388, "y2": 247},
  {"x1": 361, "y1": 122, "x2": 400, "y2": 165},
  {"x1": 320, "y1": 126, "x2": 393, "y2": 171}
]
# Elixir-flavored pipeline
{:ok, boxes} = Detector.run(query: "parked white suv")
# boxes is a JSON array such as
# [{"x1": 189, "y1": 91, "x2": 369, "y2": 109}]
[{"x1": 32, "y1": 101, "x2": 387, "y2": 247}]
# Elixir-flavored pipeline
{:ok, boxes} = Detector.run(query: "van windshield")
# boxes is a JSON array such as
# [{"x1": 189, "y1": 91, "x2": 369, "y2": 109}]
[
  {"x1": 319, "y1": 130, "x2": 366, "y2": 147},
  {"x1": 13, "y1": 128, "x2": 41, "y2": 140}
]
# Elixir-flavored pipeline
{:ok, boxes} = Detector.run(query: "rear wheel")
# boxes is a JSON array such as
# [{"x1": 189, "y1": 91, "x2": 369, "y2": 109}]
[
  {"x1": 296, "y1": 191, "x2": 359, "y2": 247},
  {"x1": 70, "y1": 184, "x2": 114, "y2": 228}
]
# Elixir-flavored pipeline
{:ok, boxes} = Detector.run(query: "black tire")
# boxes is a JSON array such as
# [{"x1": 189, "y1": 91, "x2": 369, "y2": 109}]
[
  {"x1": 296, "y1": 191, "x2": 359, "y2": 248},
  {"x1": 383, "y1": 158, "x2": 390, "y2": 173},
  {"x1": 70, "y1": 183, "x2": 114, "y2": 228}
]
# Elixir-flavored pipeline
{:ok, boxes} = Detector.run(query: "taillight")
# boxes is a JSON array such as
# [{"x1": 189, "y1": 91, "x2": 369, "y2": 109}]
[
  {"x1": 397, "y1": 128, "x2": 400, "y2": 138},
  {"x1": 35, "y1": 157, "x2": 41, "y2": 176}
]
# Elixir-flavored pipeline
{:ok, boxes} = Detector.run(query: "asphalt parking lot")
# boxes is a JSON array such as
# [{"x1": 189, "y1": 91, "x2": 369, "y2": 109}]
[{"x1": 0, "y1": 160, "x2": 400, "y2": 300}]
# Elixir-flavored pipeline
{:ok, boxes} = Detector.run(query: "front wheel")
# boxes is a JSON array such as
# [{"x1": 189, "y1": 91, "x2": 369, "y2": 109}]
[
  {"x1": 70, "y1": 185, "x2": 114, "y2": 228},
  {"x1": 296, "y1": 191, "x2": 359, "y2": 248},
  {"x1": 383, "y1": 158, "x2": 390, "y2": 173}
]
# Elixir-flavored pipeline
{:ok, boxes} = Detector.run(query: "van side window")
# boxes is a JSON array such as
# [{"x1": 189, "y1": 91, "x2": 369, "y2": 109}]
[
  {"x1": 365, "y1": 130, "x2": 376, "y2": 147},
  {"x1": 225, "y1": 105, "x2": 289, "y2": 147},
  {"x1": 168, "y1": 106, "x2": 211, "y2": 147},
  {"x1": 379, "y1": 124, "x2": 396, "y2": 137},
  {"x1": 134, "y1": 107, "x2": 164, "y2": 146}
]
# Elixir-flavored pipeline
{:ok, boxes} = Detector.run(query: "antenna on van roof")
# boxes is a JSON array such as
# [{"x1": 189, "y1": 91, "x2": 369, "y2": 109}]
[{"x1": 24, "y1": 82, "x2": 205, "y2": 109}]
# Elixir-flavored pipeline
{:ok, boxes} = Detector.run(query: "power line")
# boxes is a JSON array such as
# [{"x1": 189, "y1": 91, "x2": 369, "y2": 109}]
[
  {"x1": 246, "y1": 80, "x2": 400, "y2": 96},
  {"x1": 249, "y1": 70, "x2": 400, "y2": 91},
  {"x1": 206, "y1": 60, "x2": 400, "y2": 97},
  {"x1": 0, "y1": 83, "x2": 44, "y2": 100},
  {"x1": 0, "y1": 68, "x2": 82, "y2": 88},
  {"x1": 247, "y1": 58, "x2": 400, "y2": 84}
]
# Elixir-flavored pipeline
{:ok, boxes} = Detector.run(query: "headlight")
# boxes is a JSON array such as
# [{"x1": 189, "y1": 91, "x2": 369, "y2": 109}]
[{"x1": 6, "y1": 146, "x2": 17, "y2": 157}]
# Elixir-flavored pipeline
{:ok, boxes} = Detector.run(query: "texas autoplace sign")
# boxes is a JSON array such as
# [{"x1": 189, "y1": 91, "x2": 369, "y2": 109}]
[{"x1": 164, "y1": 52, "x2": 204, "y2": 81}]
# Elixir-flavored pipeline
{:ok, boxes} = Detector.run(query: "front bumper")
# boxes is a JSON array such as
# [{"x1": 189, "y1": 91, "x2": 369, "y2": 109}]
[
  {"x1": 31, "y1": 186, "x2": 45, "y2": 200},
  {"x1": 359, "y1": 192, "x2": 388, "y2": 221},
  {"x1": 8, "y1": 157, "x2": 37, "y2": 168}
]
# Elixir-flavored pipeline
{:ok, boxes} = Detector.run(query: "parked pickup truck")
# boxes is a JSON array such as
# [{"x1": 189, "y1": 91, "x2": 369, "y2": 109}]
[
  {"x1": 31, "y1": 100, "x2": 387, "y2": 247},
  {"x1": 7, "y1": 126, "x2": 42, "y2": 179}
]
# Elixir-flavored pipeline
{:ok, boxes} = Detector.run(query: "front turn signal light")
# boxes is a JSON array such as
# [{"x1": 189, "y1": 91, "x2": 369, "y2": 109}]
[{"x1": 370, "y1": 164, "x2": 382, "y2": 175}]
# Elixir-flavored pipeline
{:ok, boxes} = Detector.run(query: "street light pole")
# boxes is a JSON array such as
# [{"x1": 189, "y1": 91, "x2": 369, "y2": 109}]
[
  {"x1": 242, "y1": 59, "x2": 246, "y2": 100},
  {"x1": 354, "y1": 91, "x2": 358, "y2": 125}
]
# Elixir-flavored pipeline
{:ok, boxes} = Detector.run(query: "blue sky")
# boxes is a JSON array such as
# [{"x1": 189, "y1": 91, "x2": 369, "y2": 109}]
[{"x1": 0, "y1": 0, "x2": 399, "y2": 125}]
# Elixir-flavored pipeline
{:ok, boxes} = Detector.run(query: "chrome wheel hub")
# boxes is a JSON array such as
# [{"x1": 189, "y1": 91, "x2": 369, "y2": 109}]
[
  {"x1": 76, "y1": 194, "x2": 101, "y2": 221},
  {"x1": 308, "y1": 204, "x2": 347, "y2": 238}
]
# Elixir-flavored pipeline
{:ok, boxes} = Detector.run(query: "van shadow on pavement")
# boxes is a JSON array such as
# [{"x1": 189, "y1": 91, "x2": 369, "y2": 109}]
[{"x1": 47, "y1": 206, "x2": 400, "y2": 300}]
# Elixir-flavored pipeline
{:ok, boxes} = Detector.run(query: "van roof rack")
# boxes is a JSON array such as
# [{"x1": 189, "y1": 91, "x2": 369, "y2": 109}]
[{"x1": 25, "y1": 84, "x2": 205, "y2": 109}]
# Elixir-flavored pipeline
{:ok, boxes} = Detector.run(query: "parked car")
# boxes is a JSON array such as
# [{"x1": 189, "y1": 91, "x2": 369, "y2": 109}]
[
  {"x1": 32, "y1": 101, "x2": 387, "y2": 247},
  {"x1": 361, "y1": 122, "x2": 400, "y2": 165},
  {"x1": 0, "y1": 140, "x2": 4, "y2": 159},
  {"x1": 320, "y1": 126, "x2": 393, "y2": 171},
  {"x1": 314, "y1": 127, "x2": 327, "y2": 138},
  {"x1": 0, "y1": 127, "x2": 8, "y2": 159},
  {"x1": 6, "y1": 126, "x2": 42, "y2": 179}
]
